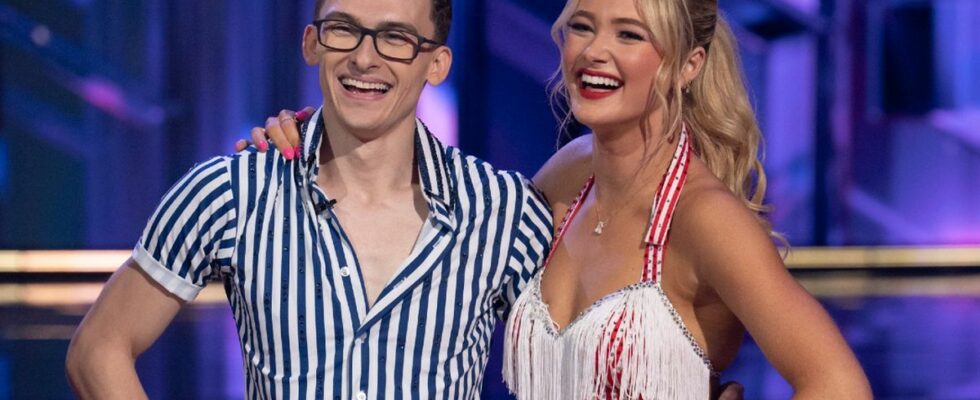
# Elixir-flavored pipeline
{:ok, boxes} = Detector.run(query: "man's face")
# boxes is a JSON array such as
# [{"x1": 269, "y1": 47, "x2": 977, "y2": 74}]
[{"x1": 303, "y1": 0, "x2": 451, "y2": 138}]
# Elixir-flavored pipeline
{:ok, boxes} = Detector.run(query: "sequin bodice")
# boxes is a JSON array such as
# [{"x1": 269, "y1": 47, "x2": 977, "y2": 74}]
[{"x1": 503, "y1": 130, "x2": 715, "y2": 399}]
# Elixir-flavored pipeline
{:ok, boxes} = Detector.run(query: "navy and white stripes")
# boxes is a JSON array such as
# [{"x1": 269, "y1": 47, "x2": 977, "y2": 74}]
[{"x1": 133, "y1": 108, "x2": 553, "y2": 399}]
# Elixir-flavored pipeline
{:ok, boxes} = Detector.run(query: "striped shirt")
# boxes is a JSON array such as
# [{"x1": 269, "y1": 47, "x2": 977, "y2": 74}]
[{"x1": 132, "y1": 108, "x2": 553, "y2": 399}]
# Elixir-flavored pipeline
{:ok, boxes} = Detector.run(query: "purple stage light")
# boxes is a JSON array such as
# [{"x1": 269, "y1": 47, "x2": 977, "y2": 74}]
[{"x1": 418, "y1": 84, "x2": 459, "y2": 146}]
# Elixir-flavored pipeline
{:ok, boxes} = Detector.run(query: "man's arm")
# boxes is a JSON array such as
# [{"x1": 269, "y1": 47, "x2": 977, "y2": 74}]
[
  {"x1": 495, "y1": 175, "x2": 553, "y2": 320},
  {"x1": 66, "y1": 258, "x2": 183, "y2": 399},
  {"x1": 66, "y1": 155, "x2": 239, "y2": 398}
]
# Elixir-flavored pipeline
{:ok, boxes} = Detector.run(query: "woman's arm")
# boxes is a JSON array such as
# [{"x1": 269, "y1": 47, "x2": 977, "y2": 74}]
[{"x1": 676, "y1": 183, "x2": 872, "y2": 399}]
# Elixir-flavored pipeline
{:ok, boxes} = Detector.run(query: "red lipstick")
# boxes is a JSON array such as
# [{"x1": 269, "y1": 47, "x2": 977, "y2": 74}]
[{"x1": 579, "y1": 87, "x2": 616, "y2": 100}]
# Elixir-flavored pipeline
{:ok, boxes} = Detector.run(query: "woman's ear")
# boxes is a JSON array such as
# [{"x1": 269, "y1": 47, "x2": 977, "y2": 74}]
[{"x1": 681, "y1": 46, "x2": 707, "y2": 87}]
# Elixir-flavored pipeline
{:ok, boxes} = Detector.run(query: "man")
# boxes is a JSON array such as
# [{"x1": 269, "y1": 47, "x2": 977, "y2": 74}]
[{"x1": 66, "y1": 0, "x2": 552, "y2": 398}]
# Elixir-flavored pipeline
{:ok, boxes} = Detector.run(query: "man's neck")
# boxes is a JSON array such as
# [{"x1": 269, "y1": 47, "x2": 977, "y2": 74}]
[{"x1": 317, "y1": 114, "x2": 419, "y2": 204}]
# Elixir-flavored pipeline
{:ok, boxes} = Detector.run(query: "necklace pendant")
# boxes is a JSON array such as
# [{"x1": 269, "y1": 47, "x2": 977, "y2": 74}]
[{"x1": 594, "y1": 221, "x2": 607, "y2": 235}]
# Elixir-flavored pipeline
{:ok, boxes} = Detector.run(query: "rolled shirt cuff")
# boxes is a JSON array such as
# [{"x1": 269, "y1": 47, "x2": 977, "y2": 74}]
[{"x1": 131, "y1": 244, "x2": 204, "y2": 302}]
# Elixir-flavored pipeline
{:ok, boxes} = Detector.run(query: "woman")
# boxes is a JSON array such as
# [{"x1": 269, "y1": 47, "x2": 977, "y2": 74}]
[
  {"x1": 500, "y1": 0, "x2": 870, "y2": 398},
  {"x1": 247, "y1": 0, "x2": 871, "y2": 397}
]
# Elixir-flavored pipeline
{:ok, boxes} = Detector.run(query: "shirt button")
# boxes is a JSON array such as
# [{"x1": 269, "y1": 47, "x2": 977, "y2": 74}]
[
  {"x1": 355, "y1": 391, "x2": 367, "y2": 400},
  {"x1": 339, "y1": 266, "x2": 351, "y2": 277}
]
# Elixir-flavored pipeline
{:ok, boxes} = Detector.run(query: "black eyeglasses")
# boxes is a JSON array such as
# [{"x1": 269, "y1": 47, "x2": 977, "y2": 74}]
[{"x1": 312, "y1": 19, "x2": 442, "y2": 62}]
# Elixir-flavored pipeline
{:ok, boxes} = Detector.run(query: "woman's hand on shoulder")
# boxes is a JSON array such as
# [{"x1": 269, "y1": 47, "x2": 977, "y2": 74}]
[
  {"x1": 233, "y1": 106, "x2": 316, "y2": 160},
  {"x1": 533, "y1": 134, "x2": 593, "y2": 206},
  {"x1": 673, "y1": 168, "x2": 872, "y2": 399}
]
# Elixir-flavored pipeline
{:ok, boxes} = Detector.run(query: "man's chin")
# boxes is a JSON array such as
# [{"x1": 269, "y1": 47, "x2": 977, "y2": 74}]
[
  {"x1": 323, "y1": 104, "x2": 381, "y2": 126},
  {"x1": 332, "y1": 115, "x2": 395, "y2": 137}
]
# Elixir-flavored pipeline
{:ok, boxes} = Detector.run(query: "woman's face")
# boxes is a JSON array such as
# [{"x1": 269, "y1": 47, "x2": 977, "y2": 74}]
[{"x1": 561, "y1": 0, "x2": 663, "y2": 132}]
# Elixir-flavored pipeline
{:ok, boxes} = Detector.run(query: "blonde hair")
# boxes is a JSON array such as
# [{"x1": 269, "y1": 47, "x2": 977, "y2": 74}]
[{"x1": 549, "y1": 0, "x2": 775, "y2": 235}]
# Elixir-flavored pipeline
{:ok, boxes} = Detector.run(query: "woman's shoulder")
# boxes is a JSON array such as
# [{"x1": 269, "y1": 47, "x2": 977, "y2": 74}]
[
  {"x1": 533, "y1": 134, "x2": 594, "y2": 207},
  {"x1": 677, "y1": 158, "x2": 740, "y2": 212},
  {"x1": 671, "y1": 158, "x2": 773, "y2": 261}
]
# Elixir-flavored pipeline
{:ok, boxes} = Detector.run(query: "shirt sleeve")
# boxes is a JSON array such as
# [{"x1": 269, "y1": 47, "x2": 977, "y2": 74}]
[
  {"x1": 132, "y1": 156, "x2": 238, "y2": 302},
  {"x1": 496, "y1": 176, "x2": 553, "y2": 320}
]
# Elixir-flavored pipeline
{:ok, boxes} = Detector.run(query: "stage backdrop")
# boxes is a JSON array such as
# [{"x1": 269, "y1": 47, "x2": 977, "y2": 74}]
[{"x1": 1, "y1": 0, "x2": 979, "y2": 398}]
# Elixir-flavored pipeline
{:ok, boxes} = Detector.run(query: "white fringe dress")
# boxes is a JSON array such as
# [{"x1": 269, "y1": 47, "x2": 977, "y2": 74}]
[{"x1": 503, "y1": 130, "x2": 717, "y2": 399}]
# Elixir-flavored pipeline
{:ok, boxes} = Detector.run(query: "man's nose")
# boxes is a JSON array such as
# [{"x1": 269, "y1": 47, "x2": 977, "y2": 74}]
[{"x1": 349, "y1": 34, "x2": 383, "y2": 71}]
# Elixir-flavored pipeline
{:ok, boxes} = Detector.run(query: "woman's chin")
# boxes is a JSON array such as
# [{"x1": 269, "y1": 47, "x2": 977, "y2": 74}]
[{"x1": 572, "y1": 113, "x2": 634, "y2": 132}]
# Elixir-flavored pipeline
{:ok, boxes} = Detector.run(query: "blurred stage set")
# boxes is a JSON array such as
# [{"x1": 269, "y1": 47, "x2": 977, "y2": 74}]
[{"x1": 1, "y1": 0, "x2": 979, "y2": 398}]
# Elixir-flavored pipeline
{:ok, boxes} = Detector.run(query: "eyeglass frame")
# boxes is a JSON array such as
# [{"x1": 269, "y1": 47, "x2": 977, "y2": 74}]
[{"x1": 311, "y1": 18, "x2": 444, "y2": 62}]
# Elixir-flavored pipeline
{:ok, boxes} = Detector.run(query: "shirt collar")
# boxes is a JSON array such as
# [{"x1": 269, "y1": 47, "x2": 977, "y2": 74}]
[{"x1": 298, "y1": 107, "x2": 456, "y2": 227}]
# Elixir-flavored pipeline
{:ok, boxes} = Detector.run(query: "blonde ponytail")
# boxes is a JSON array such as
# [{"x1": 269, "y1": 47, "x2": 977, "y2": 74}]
[
  {"x1": 549, "y1": 0, "x2": 777, "y2": 237},
  {"x1": 684, "y1": 16, "x2": 773, "y2": 232}
]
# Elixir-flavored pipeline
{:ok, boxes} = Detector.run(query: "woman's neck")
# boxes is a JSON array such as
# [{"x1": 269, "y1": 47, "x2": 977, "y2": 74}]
[{"x1": 589, "y1": 117, "x2": 675, "y2": 198}]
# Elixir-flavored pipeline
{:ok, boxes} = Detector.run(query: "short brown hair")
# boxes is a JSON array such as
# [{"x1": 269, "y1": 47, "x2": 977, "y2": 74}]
[{"x1": 314, "y1": 0, "x2": 452, "y2": 43}]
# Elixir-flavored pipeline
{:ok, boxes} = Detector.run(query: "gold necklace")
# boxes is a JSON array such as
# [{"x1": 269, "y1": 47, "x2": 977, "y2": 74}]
[
  {"x1": 593, "y1": 201, "x2": 608, "y2": 235},
  {"x1": 593, "y1": 199, "x2": 610, "y2": 235},
  {"x1": 591, "y1": 137, "x2": 673, "y2": 235},
  {"x1": 592, "y1": 174, "x2": 644, "y2": 236}
]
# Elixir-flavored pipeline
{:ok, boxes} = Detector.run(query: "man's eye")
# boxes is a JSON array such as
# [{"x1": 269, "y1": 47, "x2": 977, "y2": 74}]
[
  {"x1": 380, "y1": 31, "x2": 413, "y2": 46},
  {"x1": 326, "y1": 23, "x2": 358, "y2": 35}
]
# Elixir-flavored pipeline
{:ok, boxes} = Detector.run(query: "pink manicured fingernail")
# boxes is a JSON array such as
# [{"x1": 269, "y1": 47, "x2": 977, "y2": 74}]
[
  {"x1": 283, "y1": 146, "x2": 294, "y2": 160},
  {"x1": 294, "y1": 146, "x2": 302, "y2": 158},
  {"x1": 295, "y1": 110, "x2": 309, "y2": 121},
  {"x1": 258, "y1": 140, "x2": 268, "y2": 152}
]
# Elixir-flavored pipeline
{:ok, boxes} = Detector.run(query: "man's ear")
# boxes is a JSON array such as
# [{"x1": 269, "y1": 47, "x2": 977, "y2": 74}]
[
  {"x1": 681, "y1": 46, "x2": 706, "y2": 87},
  {"x1": 302, "y1": 25, "x2": 320, "y2": 66},
  {"x1": 425, "y1": 46, "x2": 453, "y2": 86}
]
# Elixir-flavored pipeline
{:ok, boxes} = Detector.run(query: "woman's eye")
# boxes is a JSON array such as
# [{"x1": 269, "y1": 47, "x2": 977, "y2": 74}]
[
  {"x1": 619, "y1": 31, "x2": 645, "y2": 41},
  {"x1": 567, "y1": 22, "x2": 593, "y2": 32}
]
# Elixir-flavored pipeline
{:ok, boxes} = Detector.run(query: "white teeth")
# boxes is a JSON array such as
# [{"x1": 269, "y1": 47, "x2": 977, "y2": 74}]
[
  {"x1": 341, "y1": 78, "x2": 391, "y2": 92},
  {"x1": 581, "y1": 74, "x2": 622, "y2": 88}
]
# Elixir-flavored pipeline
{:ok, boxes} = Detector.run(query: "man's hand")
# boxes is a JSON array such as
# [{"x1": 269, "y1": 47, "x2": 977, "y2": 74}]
[
  {"x1": 234, "y1": 106, "x2": 315, "y2": 160},
  {"x1": 717, "y1": 381, "x2": 745, "y2": 400}
]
